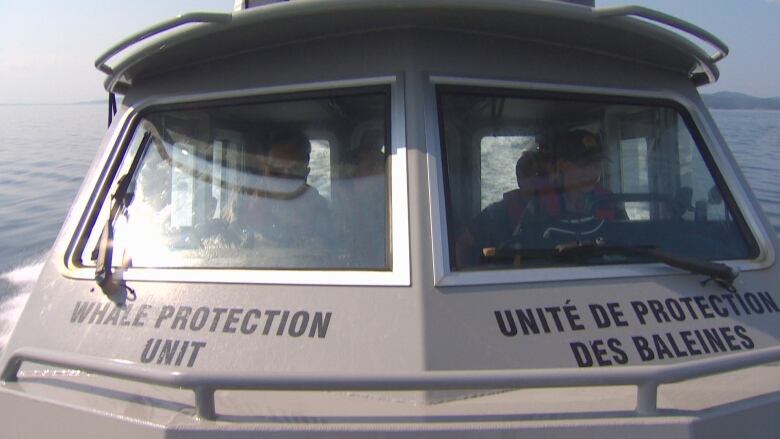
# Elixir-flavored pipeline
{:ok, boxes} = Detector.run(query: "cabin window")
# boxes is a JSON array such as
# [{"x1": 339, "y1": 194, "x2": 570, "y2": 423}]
[
  {"x1": 80, "y1": 89, "x2": 390, "y2": 270},
  {"x1": 479, "y1": 135, "x2": 538, "y2": 210},
  {"x1": 438, "y1": 88, "x2": 757, "y2": 272}
]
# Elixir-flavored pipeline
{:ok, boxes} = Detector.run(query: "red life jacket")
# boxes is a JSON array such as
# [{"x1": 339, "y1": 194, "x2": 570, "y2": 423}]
[{"x1": 533, "y1": 185, "x2": 617, "y2": 220}]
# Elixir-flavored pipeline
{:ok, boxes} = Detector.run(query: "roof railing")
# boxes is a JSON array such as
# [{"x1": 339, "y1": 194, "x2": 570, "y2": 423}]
[
  {"x1": 95, "y1": 4, "x2": 729, "y2": 77},
  {"x1": 594, "y1": 6, "x2": 729, "y2": 64},
  {"x1": 3, "y1": 346, "x2": 779, "y2": 421},
  {"x1": 94, "y1": 12, "x2": 233, "y2": 76},
  {"x1": 93, "y1": 3, "x2": 730, "y2": 91}
]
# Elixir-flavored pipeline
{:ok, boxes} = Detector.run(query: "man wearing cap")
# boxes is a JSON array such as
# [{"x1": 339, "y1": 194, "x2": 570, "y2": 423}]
[
  {"x1": 455, "y1": 148, "x2": 548, "y2": 268},
  {"x1": 521, "y1": 130, "x2": 626, "y2": 245}
]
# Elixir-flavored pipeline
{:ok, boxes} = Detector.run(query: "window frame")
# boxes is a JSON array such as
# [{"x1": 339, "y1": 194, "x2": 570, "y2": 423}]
[
  {"x1": 65, "y1": 76, "x2": 410, "y2": 286},
  {"x1": 425, "y1": 76, "x2": 772, "y2": 287}
]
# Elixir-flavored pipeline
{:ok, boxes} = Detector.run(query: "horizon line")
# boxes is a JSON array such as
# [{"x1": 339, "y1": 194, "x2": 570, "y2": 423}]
[
  {"x1": 0, "y1": 99, "x2": 106, "y2": 106},
  {"x1": 2, "y1": 90, "x2": 779, "y2": 106}
]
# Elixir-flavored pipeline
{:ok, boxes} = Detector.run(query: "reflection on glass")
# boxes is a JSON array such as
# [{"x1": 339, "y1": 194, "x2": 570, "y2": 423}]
[
  {"x1": 83, "y1": 91, "x2": 390, "y2": 270},
  {"x1": 441, "y1": 90, "x2": 756, "y2": 271}
]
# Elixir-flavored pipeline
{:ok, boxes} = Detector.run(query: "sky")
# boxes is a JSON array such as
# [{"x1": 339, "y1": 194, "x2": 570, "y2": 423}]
[{"x1": 0, "y1": 0, "x2": 778, "y2": 104}]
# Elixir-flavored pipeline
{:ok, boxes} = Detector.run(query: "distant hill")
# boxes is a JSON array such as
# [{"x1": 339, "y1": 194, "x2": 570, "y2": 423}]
[
  {"x1": 0, "y1": 99, "x2": 104, "y2": 106},
  {"x1": 73, "y1": 99, "x2": 106, "y2": 105},
  {"x1": 702, "y1": 91, "x2": 780, "y2": 110}
]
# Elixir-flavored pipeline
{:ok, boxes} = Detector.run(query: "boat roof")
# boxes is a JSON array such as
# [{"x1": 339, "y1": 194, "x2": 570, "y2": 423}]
[{"x1": 96, "y1": 0, "x2": 728, "y2": 94}]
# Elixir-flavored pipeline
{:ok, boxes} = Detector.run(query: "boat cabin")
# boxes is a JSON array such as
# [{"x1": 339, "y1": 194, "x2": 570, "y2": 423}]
[{"x1": 1, "y1": 1, "x2": 778, "y2": 437}]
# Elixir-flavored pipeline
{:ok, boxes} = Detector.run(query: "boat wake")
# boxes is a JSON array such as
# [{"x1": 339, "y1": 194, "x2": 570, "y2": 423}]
[{"x1": 0, "y1": 254, "x2": 46, "y2": 350}]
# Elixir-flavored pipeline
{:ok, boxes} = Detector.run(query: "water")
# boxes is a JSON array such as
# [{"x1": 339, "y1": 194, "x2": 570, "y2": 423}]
[
  {"x1": 0, "y1": 105, "x2": 778, "y2": 343},
  {"x1": 0, "y1": 104, "x2": 104, "y2": 341},
  {"x1": 0, "y1": 104, "x2": 105, "y2": 270},
  {"x1": 713, "y1": 110, "x2": 780, "y2": 235}
]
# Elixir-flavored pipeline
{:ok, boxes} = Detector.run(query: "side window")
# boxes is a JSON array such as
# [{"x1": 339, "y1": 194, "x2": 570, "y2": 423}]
[
  {"x1": 308, "y1": 139, "x2": 332, "y2": 200},
  {"x1": 80, "y1": 89, "x2": 390, "y2": 271},
  {"x1": 171, "y1": 142, "x2": 197, "y2": 228},
  {"x1": 439, "y1": 88, "x2": 757, "y2": 272},
  {"x1": 480, "y1": 136, "x2": 538, "y2": 210}
]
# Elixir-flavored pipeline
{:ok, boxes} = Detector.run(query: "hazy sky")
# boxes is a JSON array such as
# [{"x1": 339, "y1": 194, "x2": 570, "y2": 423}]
[{"x1": 1, "y1": 0, "x2": 778, "y2": 104}]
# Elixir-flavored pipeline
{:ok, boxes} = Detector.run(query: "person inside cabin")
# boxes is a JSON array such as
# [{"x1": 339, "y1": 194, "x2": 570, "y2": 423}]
[
  {"x1": 224, "y1": 127, "x2": 332, "y2": 248},
  {"x1": 519, "y1": 129, "x2": 626, "y2": 246},
  {"x1": 352, "y1": 127, "x2": 387, "y2": 179},
  {"x1": 454, "y1": 148, "x2": 547, "y2": 269},
  {"x1": 333, "y1": 126, "x2": 388, "y2": 268}
]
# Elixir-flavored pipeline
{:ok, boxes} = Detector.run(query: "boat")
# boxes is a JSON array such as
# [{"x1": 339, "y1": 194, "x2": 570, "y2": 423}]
[{"x1": 1, "y1": 0, "x2": 778, "y2": 436}]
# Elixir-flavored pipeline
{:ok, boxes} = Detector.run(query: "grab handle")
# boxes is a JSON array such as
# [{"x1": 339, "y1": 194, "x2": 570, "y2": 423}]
[
  {"x1": 95, "y1": 12, "x2": 233, "y2": 75},
  {"x1": 594, "y1": 6, "x2": 728, "y2": 63}
]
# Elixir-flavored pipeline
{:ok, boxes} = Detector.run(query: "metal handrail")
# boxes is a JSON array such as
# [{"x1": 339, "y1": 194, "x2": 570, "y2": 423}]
[
  {"x1": 594, "y1": 6, "x2": 729, "y2": 63},
  {"x1": 3, "y1": 346, "x2": 780, "y2": 421},
  {"x1": 94, "y1": 12, "x2": 233, "y2": 75}
]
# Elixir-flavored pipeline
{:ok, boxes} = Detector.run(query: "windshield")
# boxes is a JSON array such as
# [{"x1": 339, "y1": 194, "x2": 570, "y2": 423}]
[
  {"x1": 81, "y1": 89, "x2": 390, "y2": 270},
  {"x1": 439, "y1": 88, "x2": 757, "y2": 271}
]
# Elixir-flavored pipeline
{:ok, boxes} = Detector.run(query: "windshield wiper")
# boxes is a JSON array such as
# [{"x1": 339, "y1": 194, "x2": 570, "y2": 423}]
[
  {"x1": 94, "y1": 132, "x2": 151, "y2": 296},
  {"x1": 555, "y1": 238, "x2": 739, "y2": 290},
  {"x1": 483, "y1": 238, "x2": 738, "y2": 291}
]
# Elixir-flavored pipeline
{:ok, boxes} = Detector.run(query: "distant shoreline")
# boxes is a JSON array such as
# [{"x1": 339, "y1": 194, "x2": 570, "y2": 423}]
[
  {"x1": 711, "y1": 108, "x2": 780, "y2": 112},
  {"x1": 7, "y1": 102, "x2": 777, "y2": 111},
  {"x1": 702, "y1": 92, "x2": 780, "y2": 111},
  {"x1": 0, "y1": 100, "x2": 104, "y2": 106},
  {"x1": 2, "y1": 93, "x2": 780, "y2": 112}
]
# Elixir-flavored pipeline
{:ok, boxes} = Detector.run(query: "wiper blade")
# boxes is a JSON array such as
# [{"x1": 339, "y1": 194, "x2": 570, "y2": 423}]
[
  {"x1": 93, "y1": 173, "x2": 134, "y2": 290},
  {"x1": 555, "y1": 239, "x2": 739, "y2": 289},
  {"x1": 94, "y1": 132, "x2": 151, "y2": 296},
  {"x1": 483, "y1": 238, "x2": 738, "y2": 290}
]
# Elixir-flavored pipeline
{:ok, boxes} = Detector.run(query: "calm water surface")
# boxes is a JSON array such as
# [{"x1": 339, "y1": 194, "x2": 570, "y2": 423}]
[
  {"x1": 0, "y1": 105, "x2": 778, "y2": 333},
  {"x1": 713, "y1": 110, "x2": 780, "y2": 233},
  {"x1": 0, "y1": 104, "x2": 104, "y2": 272},
  {"x1": 0, "y1": 104, "x2": 104, "y2": 337}
]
